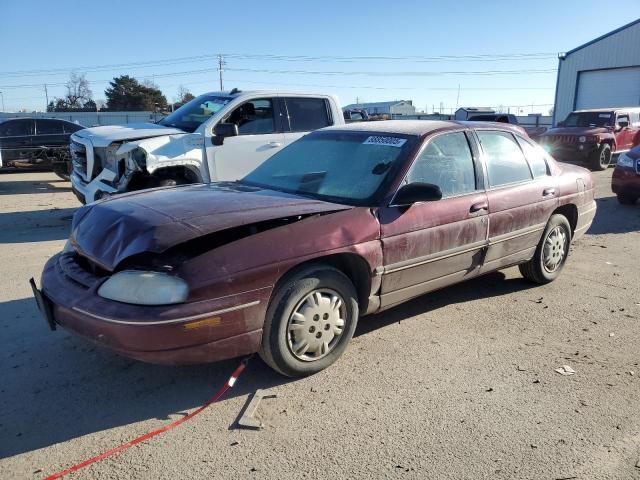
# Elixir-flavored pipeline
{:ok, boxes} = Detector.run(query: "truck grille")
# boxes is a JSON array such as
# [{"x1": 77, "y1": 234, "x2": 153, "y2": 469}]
[
  {"x1": 70, "y1": 141, "x2": 87, "y2": 177},
  {"x1": 545, "y1": 135, "x2": 578, "y2": 144}
]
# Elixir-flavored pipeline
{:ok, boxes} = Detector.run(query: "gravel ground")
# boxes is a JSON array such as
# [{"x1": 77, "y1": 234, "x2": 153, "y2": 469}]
[{"x1": 0, "y1": 169, "x2": 639, "y2": 480}]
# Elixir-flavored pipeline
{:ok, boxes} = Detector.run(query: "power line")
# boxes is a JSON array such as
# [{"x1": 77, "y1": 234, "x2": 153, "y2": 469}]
[
  {"x1": 226, "y1": 67, "x2": 556, "y2": 77},
  {"x1": 0, "y1": 51, "x2": 556, "y2": 78}
]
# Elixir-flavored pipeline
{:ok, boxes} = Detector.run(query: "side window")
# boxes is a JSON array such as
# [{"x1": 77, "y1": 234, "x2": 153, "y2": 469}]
[
  {"x1": 617, "y1": 114, "x2": 630, "y2": 128},
  {"x1": 64, "y1": 122, "x2": 82, "y2": 134},
  {"x1": 406, "y1": 132, "x2": 477, "y2": 197},
  {"x1": 516, "y1": 136, "x2": 549, "y2": 178},
  {"x1": 285, "y1": 97, "x2": 331, "y2": 132},
  {"x1": 2, "y1": 119, "x2": 33, "y2": 136},
  {"x1": 477, "y1": 131, "x2": 532, "y2": 187},
  {"x1": 37, "y1": 120, "x2": 64, "y2": 135},
  {"x1": 226, "y1": 98, "x2": 276, "y2": 135}
]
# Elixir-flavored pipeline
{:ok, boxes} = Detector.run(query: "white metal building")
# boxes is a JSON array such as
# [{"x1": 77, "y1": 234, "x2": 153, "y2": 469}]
[
  {"x1": 553, "y1": 19, "x2": 640, "y2": 125},
  {"x1": 343, "y1": 100, "x2": 416, "y2": 116}
]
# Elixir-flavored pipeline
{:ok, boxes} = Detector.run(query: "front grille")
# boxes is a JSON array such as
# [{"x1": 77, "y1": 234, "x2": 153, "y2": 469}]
[
  {"x1": 636, "y1": 158, "x2": 640, "y2": 175},
  {"x1": 70, "y1": 141, "x2": 87, "y2": 178},
  {"x1": 58, "y1": 253, "x2": 108, "y2": 289},
  {"x1": 547, "y1": 135, "x2": 578, "y2": 144}
]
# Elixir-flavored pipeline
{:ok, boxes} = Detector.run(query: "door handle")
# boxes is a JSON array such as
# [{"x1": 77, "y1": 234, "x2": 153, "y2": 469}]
[
  {"x1": 266, "y1": 142, "x2": 282, "y2": 148},
  {"x1": 543, "y1": 188, "x2": 556, "y2": 197},
  {"x1": 469, "y1": 201, "x2": 488, "y2": 213}
]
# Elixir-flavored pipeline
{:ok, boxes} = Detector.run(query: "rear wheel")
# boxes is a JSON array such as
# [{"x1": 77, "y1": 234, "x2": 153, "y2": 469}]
[
  {"x1": 260, "y1": 265, "x2": 359, "y2": 377},
  {"x1": 617, "y1": 193, "x2": 638, "y2": 205},
  {"x1": 519, "y1": 214, "x2": 572, "y2": 284},
  {"x1": 589, "y1": 143, "x2": 612, "y2": 171}
]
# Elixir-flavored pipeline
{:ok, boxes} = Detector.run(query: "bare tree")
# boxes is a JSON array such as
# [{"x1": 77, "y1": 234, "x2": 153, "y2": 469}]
[{"x1": 64, "y1": 72, "x2": 92, "y2": 108}]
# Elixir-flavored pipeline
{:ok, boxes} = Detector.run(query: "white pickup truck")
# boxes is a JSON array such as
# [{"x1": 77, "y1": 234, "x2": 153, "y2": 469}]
[{"x1": 69, "y1": 90, "x2": 344, "y2": 203}]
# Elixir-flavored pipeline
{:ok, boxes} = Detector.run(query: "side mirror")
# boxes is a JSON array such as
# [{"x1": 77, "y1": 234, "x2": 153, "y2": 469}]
[
  {"x1": 392, "y1": 182, "x2": 442, "y2": 206},
  {"x1": 616, "y1": 122, "x2": 628, "y2": 131},
  {"x1": 557, "y1": 121, "x2": 565, "y2": 127},
  {"x1": 212, "y1": 122, "x2": 238, "y2": 146}
]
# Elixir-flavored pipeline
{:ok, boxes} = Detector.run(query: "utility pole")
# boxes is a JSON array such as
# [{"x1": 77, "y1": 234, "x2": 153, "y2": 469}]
[
  {"x1": 218, "y1": 54, "x2": 225, "y2": 91},
  {"x1": 455, "y1": 84, "x2": 461, "y2": 111},
  {"x1": 0, "y1": 91, "x2": 4, "y2": 112},
  {"x1": 44, "y1": 84, "x2": 49, "y2": 111}
]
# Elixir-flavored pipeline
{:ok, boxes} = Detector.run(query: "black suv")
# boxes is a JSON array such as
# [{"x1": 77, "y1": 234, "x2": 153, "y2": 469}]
[{"x1": 0, "y1": 117, "x2": 84, "y2": 179}]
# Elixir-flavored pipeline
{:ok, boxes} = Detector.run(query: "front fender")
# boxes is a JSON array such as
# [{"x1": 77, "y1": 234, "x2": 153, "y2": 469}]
[{"x1": 117, "y1": 134, "x2": 206, "y2": 179}]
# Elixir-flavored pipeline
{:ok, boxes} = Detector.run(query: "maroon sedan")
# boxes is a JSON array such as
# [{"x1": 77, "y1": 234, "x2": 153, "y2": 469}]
[
  {"x1": 611, "y1": 145, "x2": 640, "y2": 205},
  {"x1": 32, "y1": 121, "x2": 596, "y2": 376}
]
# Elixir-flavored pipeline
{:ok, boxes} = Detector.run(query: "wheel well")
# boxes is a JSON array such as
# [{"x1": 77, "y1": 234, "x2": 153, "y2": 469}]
[
  {"x1": 275, "y1": 254, "x2": 373, "y2": 311},
  {"x1": 553, "y1": 204, "x2": 578, "y2": 234},
  {"x1": 152, "y1": 166, "x2": 202, "y2": 183}
]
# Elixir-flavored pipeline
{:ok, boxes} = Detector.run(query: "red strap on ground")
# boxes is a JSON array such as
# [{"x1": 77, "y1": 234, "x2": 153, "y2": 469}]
[{"x1": 43, "y1": 358, "x2": 249, "y2": 480}]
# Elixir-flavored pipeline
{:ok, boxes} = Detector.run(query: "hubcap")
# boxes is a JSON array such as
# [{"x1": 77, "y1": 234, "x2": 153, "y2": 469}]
[
  {"x1": 286, "y1": 289, "x2": 346, "y2": 361},
  {"x1": 600, "y1": 149, "x2": 610, "y2": 167},
  {"x1": 542, "y1": 226, "x2": 567, "y2": 273}
]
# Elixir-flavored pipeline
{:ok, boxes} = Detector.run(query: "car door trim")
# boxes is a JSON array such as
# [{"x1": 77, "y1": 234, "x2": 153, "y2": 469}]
[
  {"x1": 488, "y1": 222, "x2": 546, "y2": 246},
  {"x1": 383, "y1": 239, "x2": 487, "y2": 274}
]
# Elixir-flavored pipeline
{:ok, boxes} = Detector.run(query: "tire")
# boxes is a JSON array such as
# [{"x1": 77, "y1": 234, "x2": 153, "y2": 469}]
[
  {"x1": 52, "y1": 164, "x2": 70, "y2": 181},
  {"x1": 617, "y1": 193, "x2": 637, "y2": 205},
  {"x1": 259, "y1": 265, "x2": 359, "y2": 377},
  {"x1": 519, "y1": 214, "x2": 572, "y2": 284},
  {"x1": 589, "y1": 143, "x2": 612, "y2": 171}
]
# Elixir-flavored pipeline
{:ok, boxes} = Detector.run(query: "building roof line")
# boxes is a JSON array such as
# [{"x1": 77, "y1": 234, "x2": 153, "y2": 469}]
[{"x1": 564, "y1": 18, "x2": 640, "y2": 56}]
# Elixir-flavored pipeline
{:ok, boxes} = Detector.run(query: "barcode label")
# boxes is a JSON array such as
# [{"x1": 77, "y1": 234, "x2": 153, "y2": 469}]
[{"x1": 363, "y1": 136, "x2": 407, "y2": 148}]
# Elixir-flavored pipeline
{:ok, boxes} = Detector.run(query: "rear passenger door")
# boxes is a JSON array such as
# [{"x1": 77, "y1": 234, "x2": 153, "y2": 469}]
[
  {"x1": 281, "y1": 96, "x2": 333, "y2": 146},
  {"x1": 35, "y1": 119, "x2": 66, "y2": 147},
  {"x1": 476, "y1": 130, "x2": 558, "y2": 273},
  {"x1": 379, "y1": 131, "x2": 489, "y2": 307}
]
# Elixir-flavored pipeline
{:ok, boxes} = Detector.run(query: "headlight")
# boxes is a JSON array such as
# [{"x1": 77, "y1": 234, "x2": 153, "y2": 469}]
[
  {"x1": 98, "y1": 270, "x2": 189, "y2": 305},
  {"x1": 617, "y1": 153, "x2": 635, "y2": 168},
  {"x1": 578, "y1": 136, "x2": 586, "y2": 143}
]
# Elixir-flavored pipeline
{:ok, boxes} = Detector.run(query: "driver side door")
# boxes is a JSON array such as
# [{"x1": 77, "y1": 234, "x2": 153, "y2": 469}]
[
  {"x1": 378, "y1": 130, "x2": 489, "y2": 308},
  {"x1": 206, "y1": 97, "x2": 286, "y2": 181}
]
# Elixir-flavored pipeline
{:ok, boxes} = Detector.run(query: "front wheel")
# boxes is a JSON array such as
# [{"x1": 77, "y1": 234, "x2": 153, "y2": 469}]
[
  {"x1": 617, "y1": 193, "x2": 638, "y2": 205},
  {"x1": 519, "y1": 214, "x2": 572, "y2": 284},
  {"x1": 589, "y1": 143, "x2": 611, "y2": 171},
  {"x1": 260, "y1": 265, "x2": 359, "y2": 377}
]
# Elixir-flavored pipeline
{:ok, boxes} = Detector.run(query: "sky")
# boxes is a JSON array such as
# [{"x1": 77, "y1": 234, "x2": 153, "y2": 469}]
[{"x1": 0, "y1": 0, "x2": 638, "y2": 114}]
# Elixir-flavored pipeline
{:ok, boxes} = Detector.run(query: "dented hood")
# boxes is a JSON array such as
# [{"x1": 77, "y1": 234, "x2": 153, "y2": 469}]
[
  {"x1": 73, "y1": 123, "x2": 185, "y2": 147},
  {"x1": 71, "y1": 183, "x2": 353, "y2": 271}
]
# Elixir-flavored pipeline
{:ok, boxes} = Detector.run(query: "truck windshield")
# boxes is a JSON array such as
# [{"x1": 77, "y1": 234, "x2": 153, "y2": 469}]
[
  {"x1": 159, "y1": 94, "x2": 232, "y2": 132},
  {"x1": 564, "y1": 112, "x2": 613, "y2": 128},
  {"x1": 240, "y1": 131, "x2": 417, "y2": 206}
]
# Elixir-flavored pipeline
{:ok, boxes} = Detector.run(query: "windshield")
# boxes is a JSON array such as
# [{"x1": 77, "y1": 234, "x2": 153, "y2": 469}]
[
  {"x1": 564, "y1": 111, "x2": 613, "y2": 128},
  {"x1": 159, "y1": 94, "x2": 232, "y2": 132},
  {"x1": 240, "y1": 131, "x2": 417, "y2": 206}
]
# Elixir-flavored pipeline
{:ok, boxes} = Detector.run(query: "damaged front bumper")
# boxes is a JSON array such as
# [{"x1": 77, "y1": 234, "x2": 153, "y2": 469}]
[
  {"x1": 71, "y1": 169, "x2": 119, "y2": 204},
  {"x1": 35, "y1": 252, "x2": 268, "y2": 364}
]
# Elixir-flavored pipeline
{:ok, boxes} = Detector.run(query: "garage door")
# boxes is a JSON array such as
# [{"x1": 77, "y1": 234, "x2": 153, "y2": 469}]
[{"x1": 576, "y1": 67, "x2": 640, "y2": 110}]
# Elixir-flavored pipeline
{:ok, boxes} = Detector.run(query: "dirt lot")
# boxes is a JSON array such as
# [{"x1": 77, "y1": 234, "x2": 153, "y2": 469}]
[{"x1": 0, "y1": 169, "x2": 639, "y2": 480}]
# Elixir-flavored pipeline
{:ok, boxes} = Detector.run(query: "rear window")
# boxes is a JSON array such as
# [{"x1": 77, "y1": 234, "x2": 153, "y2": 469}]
[
  {"x1": 477, "y1": 131, "x2": 533, "y2": 187},
  {"x1": 285, "y1": 97, "x2": 331, "y2": 132}
]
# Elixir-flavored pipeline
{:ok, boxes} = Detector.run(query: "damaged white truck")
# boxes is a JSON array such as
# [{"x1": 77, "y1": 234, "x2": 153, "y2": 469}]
[{"x1": 69, "y1": 90, "x2": 344, "y2": 203}]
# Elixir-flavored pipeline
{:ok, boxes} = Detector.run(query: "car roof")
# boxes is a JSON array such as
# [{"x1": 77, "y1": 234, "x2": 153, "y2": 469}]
[
  {"x1": 0, "y1": 117, "x2": 77, "y2": 123},
  {"x1": 322, "y1": 119, "x2": 522, "y2": 137}
]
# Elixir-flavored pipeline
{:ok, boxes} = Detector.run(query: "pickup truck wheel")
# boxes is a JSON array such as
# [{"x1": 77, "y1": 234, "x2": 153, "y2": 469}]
[
  {"x1": 590, "y1": 143, "x2": 612, "y2": 171},
  {"x1": 519, "y1": 214, "x2": 572, "y2": 284},
  {"x1": 259, "y1": 265, "x2": 359, "y2": 377},
  {"x1": 617, "y1": 193, "x2": 638, "y2": 205},
  {"x1": 52, "y1": 164, "x2": 70, "y2": 181}
]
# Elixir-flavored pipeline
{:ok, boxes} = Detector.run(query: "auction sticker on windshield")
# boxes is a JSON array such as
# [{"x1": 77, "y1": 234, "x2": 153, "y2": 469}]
[{"x1": 363, "y1": 136, "x2": 407, "y2": 147}]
